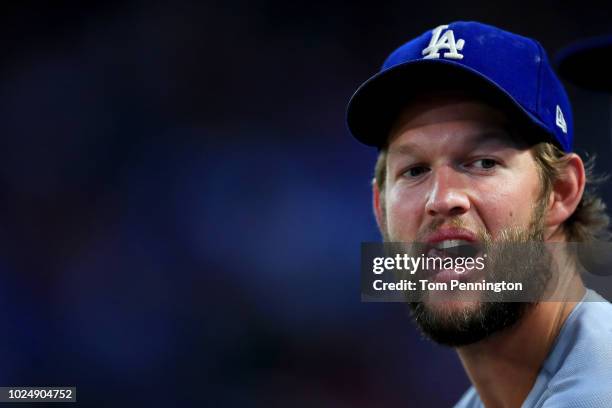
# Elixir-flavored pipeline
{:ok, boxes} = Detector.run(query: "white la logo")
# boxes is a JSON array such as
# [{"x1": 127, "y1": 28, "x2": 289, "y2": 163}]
[
  {"x1": 422, "y1": 25, "x2": 465, "y2": 60},
  {"x1": 556, "y1": 105, "x2": 567, "y2": 134}
]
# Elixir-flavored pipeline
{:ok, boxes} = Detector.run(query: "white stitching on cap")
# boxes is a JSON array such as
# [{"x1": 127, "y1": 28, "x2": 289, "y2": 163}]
[
  {"x1": 556, "y1": 105, "x2": 567, "y2": 134},
  {"x1": 422, "y1": 25, "x2": 465, "y2": 60}
]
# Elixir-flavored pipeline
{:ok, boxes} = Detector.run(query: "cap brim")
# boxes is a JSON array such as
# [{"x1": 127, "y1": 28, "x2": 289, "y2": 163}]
[
  {"x1": 346, "y1": 59, "x2": 551, "y2": 148},
  {"x1": 555, "y1": 35, "x2": 612, "y2": 92}
]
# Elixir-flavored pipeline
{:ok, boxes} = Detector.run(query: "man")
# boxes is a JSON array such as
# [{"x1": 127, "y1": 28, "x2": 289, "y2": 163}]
[{"x1": 347, "y1": 22, "x2": 612, "y2": 407}]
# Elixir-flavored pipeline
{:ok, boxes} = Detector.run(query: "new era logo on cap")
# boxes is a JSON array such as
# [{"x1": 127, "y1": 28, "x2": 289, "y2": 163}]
[
  {"x1": 556, "y1": 105, "x2": 568, "y2": 134},
  {"x1": 347, "y1": 21, "x2": 574, "y2": 152}
]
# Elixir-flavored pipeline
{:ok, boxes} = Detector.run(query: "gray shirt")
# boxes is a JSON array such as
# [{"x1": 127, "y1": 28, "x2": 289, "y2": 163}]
[{"x1": 454, "y1": 289, "x2": 612, "y2": 408}]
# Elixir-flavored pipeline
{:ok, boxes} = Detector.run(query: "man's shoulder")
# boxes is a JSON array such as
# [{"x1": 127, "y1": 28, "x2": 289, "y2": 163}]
[
  {"x1": 529, "y1": 290, "x2": 612, "y2": 407},
  {"x1": 548, "y1": 290, "x2": 612, "y2": 379},
  {"x1": 553, "y1": 289, "x2": 612, "y2": 371},
  {"x1": 453, "y1": 291, "x2": 612, "y2": 408}
]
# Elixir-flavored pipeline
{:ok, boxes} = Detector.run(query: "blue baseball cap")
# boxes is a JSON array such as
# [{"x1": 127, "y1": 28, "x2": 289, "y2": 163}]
[{"x1": 346, "y1": 21, "x2": 573, "y2": 152}]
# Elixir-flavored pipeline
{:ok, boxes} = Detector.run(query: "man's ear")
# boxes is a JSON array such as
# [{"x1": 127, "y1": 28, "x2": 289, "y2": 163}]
[
  {"x1": 373, "y1": 179, "x2": 386, "y2": 234},
  {"x1": 544, "y1": 153, "x2": 586, "y2": 234}
]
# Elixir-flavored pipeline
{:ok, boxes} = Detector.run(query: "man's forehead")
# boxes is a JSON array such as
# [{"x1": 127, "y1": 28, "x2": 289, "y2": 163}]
[
  {"x1": 391, "y1": 93, "x2": 508, "y2": 131},
  {"x1": 385, "y1": 92, "x2": 517, "y2": 149},
  {"x1": 387, "y1": 128, "x2": 518, "y2": 157}
]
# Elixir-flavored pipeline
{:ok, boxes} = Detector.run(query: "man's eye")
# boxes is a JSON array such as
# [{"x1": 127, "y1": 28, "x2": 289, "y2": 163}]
[
  {"x1": 472, "y1": 159, "x2": 498, "y2": 169},
  {"x1": 404, "y1": 166, "x2": 430, "y2": 178}
]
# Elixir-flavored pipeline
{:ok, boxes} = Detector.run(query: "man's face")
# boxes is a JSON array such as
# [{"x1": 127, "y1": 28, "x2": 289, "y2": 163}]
[{"x1": 377, "y1": 94, "x2": 549, "y2": 345}]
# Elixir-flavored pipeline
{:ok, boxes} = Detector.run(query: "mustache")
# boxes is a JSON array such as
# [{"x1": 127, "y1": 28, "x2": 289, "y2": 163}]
[{"x1": 414, "y1": 213, "x2": 546, "y2": 244}]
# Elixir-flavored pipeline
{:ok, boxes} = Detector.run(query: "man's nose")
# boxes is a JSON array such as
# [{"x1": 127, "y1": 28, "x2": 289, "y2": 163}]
[{"x1": 425, "y1": 166, "x2": 470, "y2": 217}]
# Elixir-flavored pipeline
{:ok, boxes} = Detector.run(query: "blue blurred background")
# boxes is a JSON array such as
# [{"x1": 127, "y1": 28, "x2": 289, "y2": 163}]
[{"x1": 1, "y1": 1, "x2": 611, "y2": 406}]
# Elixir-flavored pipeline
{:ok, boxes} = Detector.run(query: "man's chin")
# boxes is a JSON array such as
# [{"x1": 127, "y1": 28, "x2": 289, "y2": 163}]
[{"x1": 409, "y1": 300, "x2": 531, "y2": 347}]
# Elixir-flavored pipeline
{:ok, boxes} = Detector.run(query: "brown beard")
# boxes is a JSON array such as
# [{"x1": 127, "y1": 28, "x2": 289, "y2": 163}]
[{"x1": 385, "y1": 200, "x2": 552, "y2": 347}]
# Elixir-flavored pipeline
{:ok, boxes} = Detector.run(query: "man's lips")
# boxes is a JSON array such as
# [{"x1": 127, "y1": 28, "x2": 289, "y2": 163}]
[
  {"x1": 422, "y1": 228, "x2": 480, "y2": 257},
  {"x1": 423, "y1": 227, "x2": 477, "y2": 245}
]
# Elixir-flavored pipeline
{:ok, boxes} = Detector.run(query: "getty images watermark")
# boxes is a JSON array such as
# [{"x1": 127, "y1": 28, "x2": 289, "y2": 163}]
[{"x1": 371, "y1": 251, "x2": 523, "y2": 293}]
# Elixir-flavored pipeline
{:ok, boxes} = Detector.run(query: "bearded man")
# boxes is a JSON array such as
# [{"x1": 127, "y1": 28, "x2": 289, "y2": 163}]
[{"x1": 347, "y1": 21, "x2": 612, "y2": 407}]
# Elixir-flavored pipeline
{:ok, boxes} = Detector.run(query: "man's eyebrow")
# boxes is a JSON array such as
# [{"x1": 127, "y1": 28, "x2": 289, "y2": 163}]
[{"x1": 387, "y1": 130, "x2": 512, "y2": 156}]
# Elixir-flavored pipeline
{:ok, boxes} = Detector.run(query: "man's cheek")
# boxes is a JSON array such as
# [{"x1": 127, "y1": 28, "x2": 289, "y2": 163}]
[{"x1": 386, "y1": 210, "x2": 418, "y2": 241}]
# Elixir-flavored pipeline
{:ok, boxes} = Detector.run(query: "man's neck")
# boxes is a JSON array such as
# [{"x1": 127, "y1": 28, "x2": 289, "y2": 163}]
[{"x1": 456, "y1": 278, "x2": 585, "y2": 408}]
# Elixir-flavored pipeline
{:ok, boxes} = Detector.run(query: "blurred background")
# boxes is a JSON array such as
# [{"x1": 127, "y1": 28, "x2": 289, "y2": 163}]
[{"x1": 0, "y1": 1, "x2": 611, "y2": 407}]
